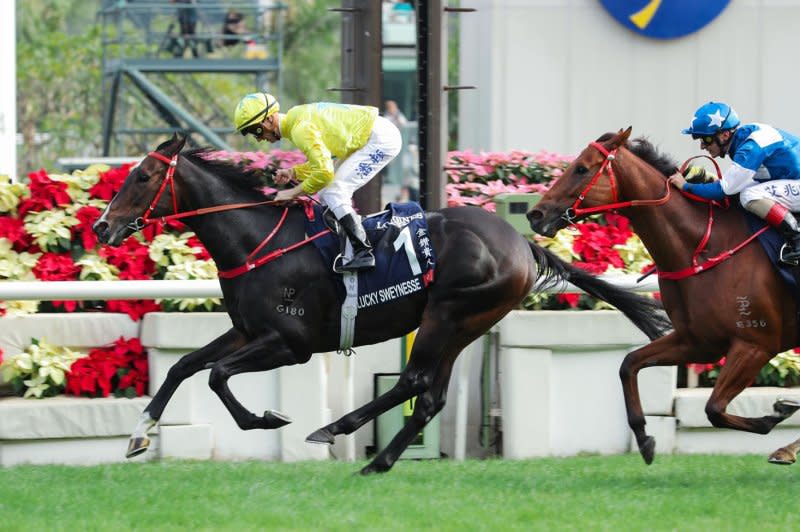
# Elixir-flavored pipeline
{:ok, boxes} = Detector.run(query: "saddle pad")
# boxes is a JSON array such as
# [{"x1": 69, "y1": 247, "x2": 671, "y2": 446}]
[
  {"x1": 304, "y1": 202, "x2": 436, "y2": 309},
  {"x1": 745, "y1": 212, "x2": 800, "y2": 299}
]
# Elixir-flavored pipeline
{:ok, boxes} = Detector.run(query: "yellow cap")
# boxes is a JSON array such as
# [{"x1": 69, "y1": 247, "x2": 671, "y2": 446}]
[{"x1": 233, "y1": 93, "x2": 279, "y2": 133}]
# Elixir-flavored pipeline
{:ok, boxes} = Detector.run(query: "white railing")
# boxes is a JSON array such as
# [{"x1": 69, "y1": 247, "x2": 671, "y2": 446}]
[{"x1": 0, "y1": 274, "x2": 659, "y2": 301}]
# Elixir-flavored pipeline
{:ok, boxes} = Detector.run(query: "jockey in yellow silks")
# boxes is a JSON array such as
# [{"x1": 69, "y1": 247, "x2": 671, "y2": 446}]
[{"x1": 234, "y1": 93, "x2": 402, "y2": 272}]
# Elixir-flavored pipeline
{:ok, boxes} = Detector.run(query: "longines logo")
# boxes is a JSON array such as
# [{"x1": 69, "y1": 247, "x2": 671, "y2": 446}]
[{"x1": 598, "y1": 0, "x2": 730, "y2": 40}]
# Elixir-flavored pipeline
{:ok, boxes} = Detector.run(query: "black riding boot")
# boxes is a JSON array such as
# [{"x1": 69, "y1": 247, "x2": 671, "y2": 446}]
[
  {"x1": 337, "y1": 213, "x2": 375, "y2": 272},
  {"x1": 778, "y1": 215, "x2": 800, "y2": 265}
]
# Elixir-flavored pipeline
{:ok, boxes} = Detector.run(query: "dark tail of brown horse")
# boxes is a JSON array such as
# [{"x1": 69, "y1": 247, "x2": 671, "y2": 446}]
[{"x1": 527, "y1": 243, "x2": 671, "y2": 341}]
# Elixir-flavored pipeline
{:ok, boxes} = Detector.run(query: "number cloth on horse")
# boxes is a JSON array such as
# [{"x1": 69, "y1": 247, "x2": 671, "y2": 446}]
[{"x1": 305, "y1": 201, "x2": 436, "y2": 309}]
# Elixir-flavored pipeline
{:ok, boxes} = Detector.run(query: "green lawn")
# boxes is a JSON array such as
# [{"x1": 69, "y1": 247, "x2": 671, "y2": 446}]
[{"x1": 0, "y1": 455, "x2": 795, "y2": 531}]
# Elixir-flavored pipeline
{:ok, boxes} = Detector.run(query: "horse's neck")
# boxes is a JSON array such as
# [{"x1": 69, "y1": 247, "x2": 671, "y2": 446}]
[
  {"x1": 177, "y1": 167, "x2": 294, "y2": 271},
  {"x1": 618, "y1": 157, "x2": 737, "y2": 271}
]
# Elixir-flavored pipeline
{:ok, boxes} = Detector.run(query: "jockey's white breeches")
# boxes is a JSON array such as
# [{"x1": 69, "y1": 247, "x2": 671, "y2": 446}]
[
  {"x1": 740, "y1": 180, "x2": 800, "y2": 211},
  {"x1": 318, "y1": 115, "x2": 402, "y2": 219}
]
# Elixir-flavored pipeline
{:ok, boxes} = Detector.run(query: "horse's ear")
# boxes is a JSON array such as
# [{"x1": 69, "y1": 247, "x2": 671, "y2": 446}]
[
  {"x1": 171, "y1": 132, "x2": 187, "y2": 153},
  {"x1": 611, "y1": 126, "x2": 633, "y2": 147}
]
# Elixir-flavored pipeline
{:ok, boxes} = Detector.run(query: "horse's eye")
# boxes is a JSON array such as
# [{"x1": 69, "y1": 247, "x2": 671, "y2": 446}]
[
  {"x1": 575, "y1": 166, "x2": 588, "y2": 175},
  {"x1": 137, "y1": 170, "x2": 151, "y2": 183}
]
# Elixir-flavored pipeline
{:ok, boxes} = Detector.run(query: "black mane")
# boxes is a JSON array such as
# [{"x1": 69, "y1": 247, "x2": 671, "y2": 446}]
[
  {"x1": 183, "y1": 147, "x2": 271, "y2": 192},
  {"x1": 595, "y1": 133, "x2": 679, "y2": 177},
  {"x1": 627, "y1": 137, "x2": 679, "y2": 177}
]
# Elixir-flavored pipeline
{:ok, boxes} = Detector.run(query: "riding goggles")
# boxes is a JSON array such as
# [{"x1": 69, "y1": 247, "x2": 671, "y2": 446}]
[
  {"x1": 241, "y1": 124, "x2": 264, "y2": 137},
  {"x1": 692, "y1": 134, "x2": 716, "y2": 145}
]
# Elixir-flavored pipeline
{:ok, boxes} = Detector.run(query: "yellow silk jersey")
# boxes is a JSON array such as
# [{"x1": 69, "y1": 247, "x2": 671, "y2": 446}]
[{"x1": 280, "y1": 102, "x2": 378, "y2": 194}]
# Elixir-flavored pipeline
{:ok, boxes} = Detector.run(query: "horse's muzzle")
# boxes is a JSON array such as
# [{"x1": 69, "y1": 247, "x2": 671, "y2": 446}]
[
  {"x1": 526, "y1": 208, "x2": 555, "y2": 237},
  {"x1": 93, "y1": 219, "x2": 111, "y2": 244}
]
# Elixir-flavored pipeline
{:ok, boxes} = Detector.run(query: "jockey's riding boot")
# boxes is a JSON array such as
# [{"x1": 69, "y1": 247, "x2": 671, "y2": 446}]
[
  {"x1": 777, "y1": 215, "x2": 800, "y2": 265},
  {"x1": 338, "y1": 213, "x2": 375, "y2": 272}
]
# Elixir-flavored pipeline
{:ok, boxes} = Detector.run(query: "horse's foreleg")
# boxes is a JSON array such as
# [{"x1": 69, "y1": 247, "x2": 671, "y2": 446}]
[
  {"x1": 705, "y1": 341, "x2": 794, "y2": 434},
  {"x1": 127, "y1": 327, "x2": 248, "y2": 458},
  {"x1": 619, "y1": 332, "x2": 695, "y2": 465},
  {"x1": 207, "y1": 329, "x2": 309, "y2": 430}
]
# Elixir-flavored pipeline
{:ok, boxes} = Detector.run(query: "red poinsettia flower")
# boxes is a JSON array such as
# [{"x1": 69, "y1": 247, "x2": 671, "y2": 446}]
[
  {"x1": 556, "y1": 292, "x2": 581, "y2": 308},
  {"x1": 17, "y1": 169, "x2": 72, "y2": 217},
  {"x1": 99, "y1": 238, "x2": 155, "y2": 280},
  {"x1": 32, "y1": 252, "x2": 81, "y2": 281},
  {"x1": 106, "y1": 299, "x2": 161, "y2": 321},
  {"x1": 0, "y1": 216, "x2": 32, "y2": 251},
  {"x1": 186, "y1": 235, "x2": 211, "y2": 260},
  {"x1": 73, "y1": 205, "x2": 103, "y2": 250},
  {"x1": 89, "y1": 163, "x2": 136, "y2": 201}
]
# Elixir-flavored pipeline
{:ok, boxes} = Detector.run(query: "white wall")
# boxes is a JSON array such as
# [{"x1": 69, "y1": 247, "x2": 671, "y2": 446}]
[{"x1": 459, "y1": 0, "x2": 800, "y2": 163}]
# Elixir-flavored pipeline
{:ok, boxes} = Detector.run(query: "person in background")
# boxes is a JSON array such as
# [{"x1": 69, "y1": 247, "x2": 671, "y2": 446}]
[
  {"x1": 233, "y1": 93, "x2": 402, "y2": 272},
  {"x1": 172, "y1": 0, "x2": 198, "y2": 58},
  {"x1": 383, "y1": 99, "x2": 408, "y2": 129},
  {"x1": 222, "y1": 9, "x2": 247, "y2": 48},
  {"x1": 670, "y1": 101, "x2": 800, "y2": 264}
]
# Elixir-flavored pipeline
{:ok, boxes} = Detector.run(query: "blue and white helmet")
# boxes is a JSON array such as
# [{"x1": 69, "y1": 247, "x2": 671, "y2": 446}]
[{"x1": 681, "y1": 101, "x2": 740, "y2": 136}]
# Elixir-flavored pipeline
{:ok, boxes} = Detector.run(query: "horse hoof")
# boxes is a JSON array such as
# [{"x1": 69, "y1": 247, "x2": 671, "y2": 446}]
[
  {"x1": 264, "y1": 410, "x2": 292, "y2": 428},
  {"x1": 306, "y1": 427, "x2": 335, "y2": 445},
  {"x1": 359, "y1": 463, "x2": 385, "y2": 476},
  {"x1": 768, "y1": 448, "x2": 796, "y2": 465},
  {"x1": 639, "y1": 436, "x2": 656, "y2": 465},
  {"x1": 126, "y1": 437, "x2": 150, "y2": 459},
  {"x1": 773, "y1": 399, "x2": 800, "y2": 417}
]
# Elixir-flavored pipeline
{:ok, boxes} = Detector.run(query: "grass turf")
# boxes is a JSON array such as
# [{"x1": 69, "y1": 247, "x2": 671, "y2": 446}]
[{"x1": 0, "y1": 454, "x2": 795, "y2": 531}]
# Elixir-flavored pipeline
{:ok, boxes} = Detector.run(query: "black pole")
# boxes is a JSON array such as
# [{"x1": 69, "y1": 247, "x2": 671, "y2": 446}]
[
  {"x1": 416, "y1": 0, "x2": 446, "y2": 210},
  {"x1": 336, "y1": 0, "x2": 383, "y2": 214}
]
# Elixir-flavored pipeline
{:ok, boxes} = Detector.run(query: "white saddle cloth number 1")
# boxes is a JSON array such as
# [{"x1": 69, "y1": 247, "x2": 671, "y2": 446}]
[{"x1": 394, "y1": 226, "x2": 422, "y2": 275}]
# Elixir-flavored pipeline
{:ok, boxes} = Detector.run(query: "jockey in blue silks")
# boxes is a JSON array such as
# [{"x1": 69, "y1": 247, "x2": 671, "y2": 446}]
[{"x1": 669, "y1": 101, "x2": 800, "y2": 265}]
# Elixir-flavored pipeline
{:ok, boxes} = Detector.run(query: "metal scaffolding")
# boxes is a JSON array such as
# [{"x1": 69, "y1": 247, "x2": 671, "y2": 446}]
[{"x1": 98, "y1": 0, "x2": 285, "y2": 155}]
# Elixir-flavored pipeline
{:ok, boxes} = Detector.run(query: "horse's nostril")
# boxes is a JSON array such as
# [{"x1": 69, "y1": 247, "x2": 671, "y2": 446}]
[
  {"x1": 93, "y1": 220, "x2": 108, "y2": 234},
  {"x1": 527, "y1": 210, "x2": 543, "y2": 221}
]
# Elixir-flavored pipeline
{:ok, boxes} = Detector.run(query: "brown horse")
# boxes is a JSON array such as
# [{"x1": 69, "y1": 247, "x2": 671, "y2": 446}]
[{"x1": 527, "y1": 127, "x2": 800, "y2": 465}]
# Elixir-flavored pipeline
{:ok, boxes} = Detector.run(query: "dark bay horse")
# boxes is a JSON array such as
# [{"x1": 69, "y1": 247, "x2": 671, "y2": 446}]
[
  {"x1": 93, "y1": 134, "x2": 669, "y2": 474},
  {"x1": 527, "y1": 127, "x2": 800, "y2": 465}
]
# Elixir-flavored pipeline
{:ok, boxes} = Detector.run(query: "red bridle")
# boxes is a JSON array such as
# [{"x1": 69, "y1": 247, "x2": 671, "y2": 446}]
[
  {"x1": 563, "y1": 141, "x2": 671, "y2": 222},
  {"x1": 128, "y1": 151, "x2": 331, "y2": 279}
]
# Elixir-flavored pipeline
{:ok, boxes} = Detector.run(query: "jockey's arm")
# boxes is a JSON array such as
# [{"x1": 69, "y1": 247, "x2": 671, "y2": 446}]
[{"x1": 290, "y1": 120, "x2": 335, "y2": 195}]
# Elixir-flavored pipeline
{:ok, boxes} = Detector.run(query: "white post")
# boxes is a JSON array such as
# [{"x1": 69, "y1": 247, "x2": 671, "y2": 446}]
[{"x1": 0, "y1": 0, "x2": 17, "y2": 181}]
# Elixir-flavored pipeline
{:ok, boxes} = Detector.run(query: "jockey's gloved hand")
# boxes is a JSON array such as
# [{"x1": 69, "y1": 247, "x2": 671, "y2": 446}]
[{"x1": 682, "y1": 165, "x2": 711, "y2": 183}]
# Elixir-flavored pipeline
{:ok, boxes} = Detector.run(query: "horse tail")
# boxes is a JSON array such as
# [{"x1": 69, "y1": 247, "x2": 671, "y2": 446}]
[{"x1": 527, "y1": 242, "x2": 671, "y2": 341}]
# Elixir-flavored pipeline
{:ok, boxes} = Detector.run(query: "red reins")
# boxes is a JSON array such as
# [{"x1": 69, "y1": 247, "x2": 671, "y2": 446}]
[{"x1": 138, "y1": 151, "x2": 331, "y2": 279}]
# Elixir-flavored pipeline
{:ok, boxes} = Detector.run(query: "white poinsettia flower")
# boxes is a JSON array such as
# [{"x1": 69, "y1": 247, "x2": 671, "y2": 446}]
[
  {"x1": 77, "y1": 252, "x2": 120, "y2": 281},
  {"x1": 23, "y1": 210, "x2": 80, "y2": 251},
  {"x1": 0, "y1": 175, "x2": 28, "y2": 214},
  {"x1": 1, "y1": 300, "x2": 40, "y2": 316},
  {"x1": 148, "y1": 233, "x2": 193, "y2": 267},
  {"x1": 159, "y1": 258, "x2": 221, "y2": 310}
]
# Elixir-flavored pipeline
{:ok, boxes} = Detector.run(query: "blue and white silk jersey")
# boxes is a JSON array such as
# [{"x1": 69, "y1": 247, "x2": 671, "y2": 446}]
[{"x1": 685, "y1": 123, "x2": 800, "y2": 201}]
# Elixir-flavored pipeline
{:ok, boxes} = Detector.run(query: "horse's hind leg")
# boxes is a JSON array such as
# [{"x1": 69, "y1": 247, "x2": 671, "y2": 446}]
[
  {"x1": 208, "y1": 329, "x2": 310, "y2": 430},
  {"x1": 705, "y1": 340, "x2": 795, "y2": 434},
  {"x1": 769, "y1": 435, "x2": 800, "y2": 465},
  {"x1": 360, "y1": 352, "x2": 457, "y2": 475},
  {"x1": 306, "y1": 356, "x2": 430, "y2": 445},
  {"x1": 619, "y1": 332, "x2": 696, "y2": 465},
  {"x1": 127, "y1": 327, "x2": 248, "y2": 458}
]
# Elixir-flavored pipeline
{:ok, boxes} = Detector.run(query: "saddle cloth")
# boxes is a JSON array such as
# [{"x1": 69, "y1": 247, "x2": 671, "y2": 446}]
[
  {"x1": 304, "y1": 202, "x2": 436, "y2": 309},
  {"x1": 745, "y1": 212, "x2": 800, "y2": 299}
]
